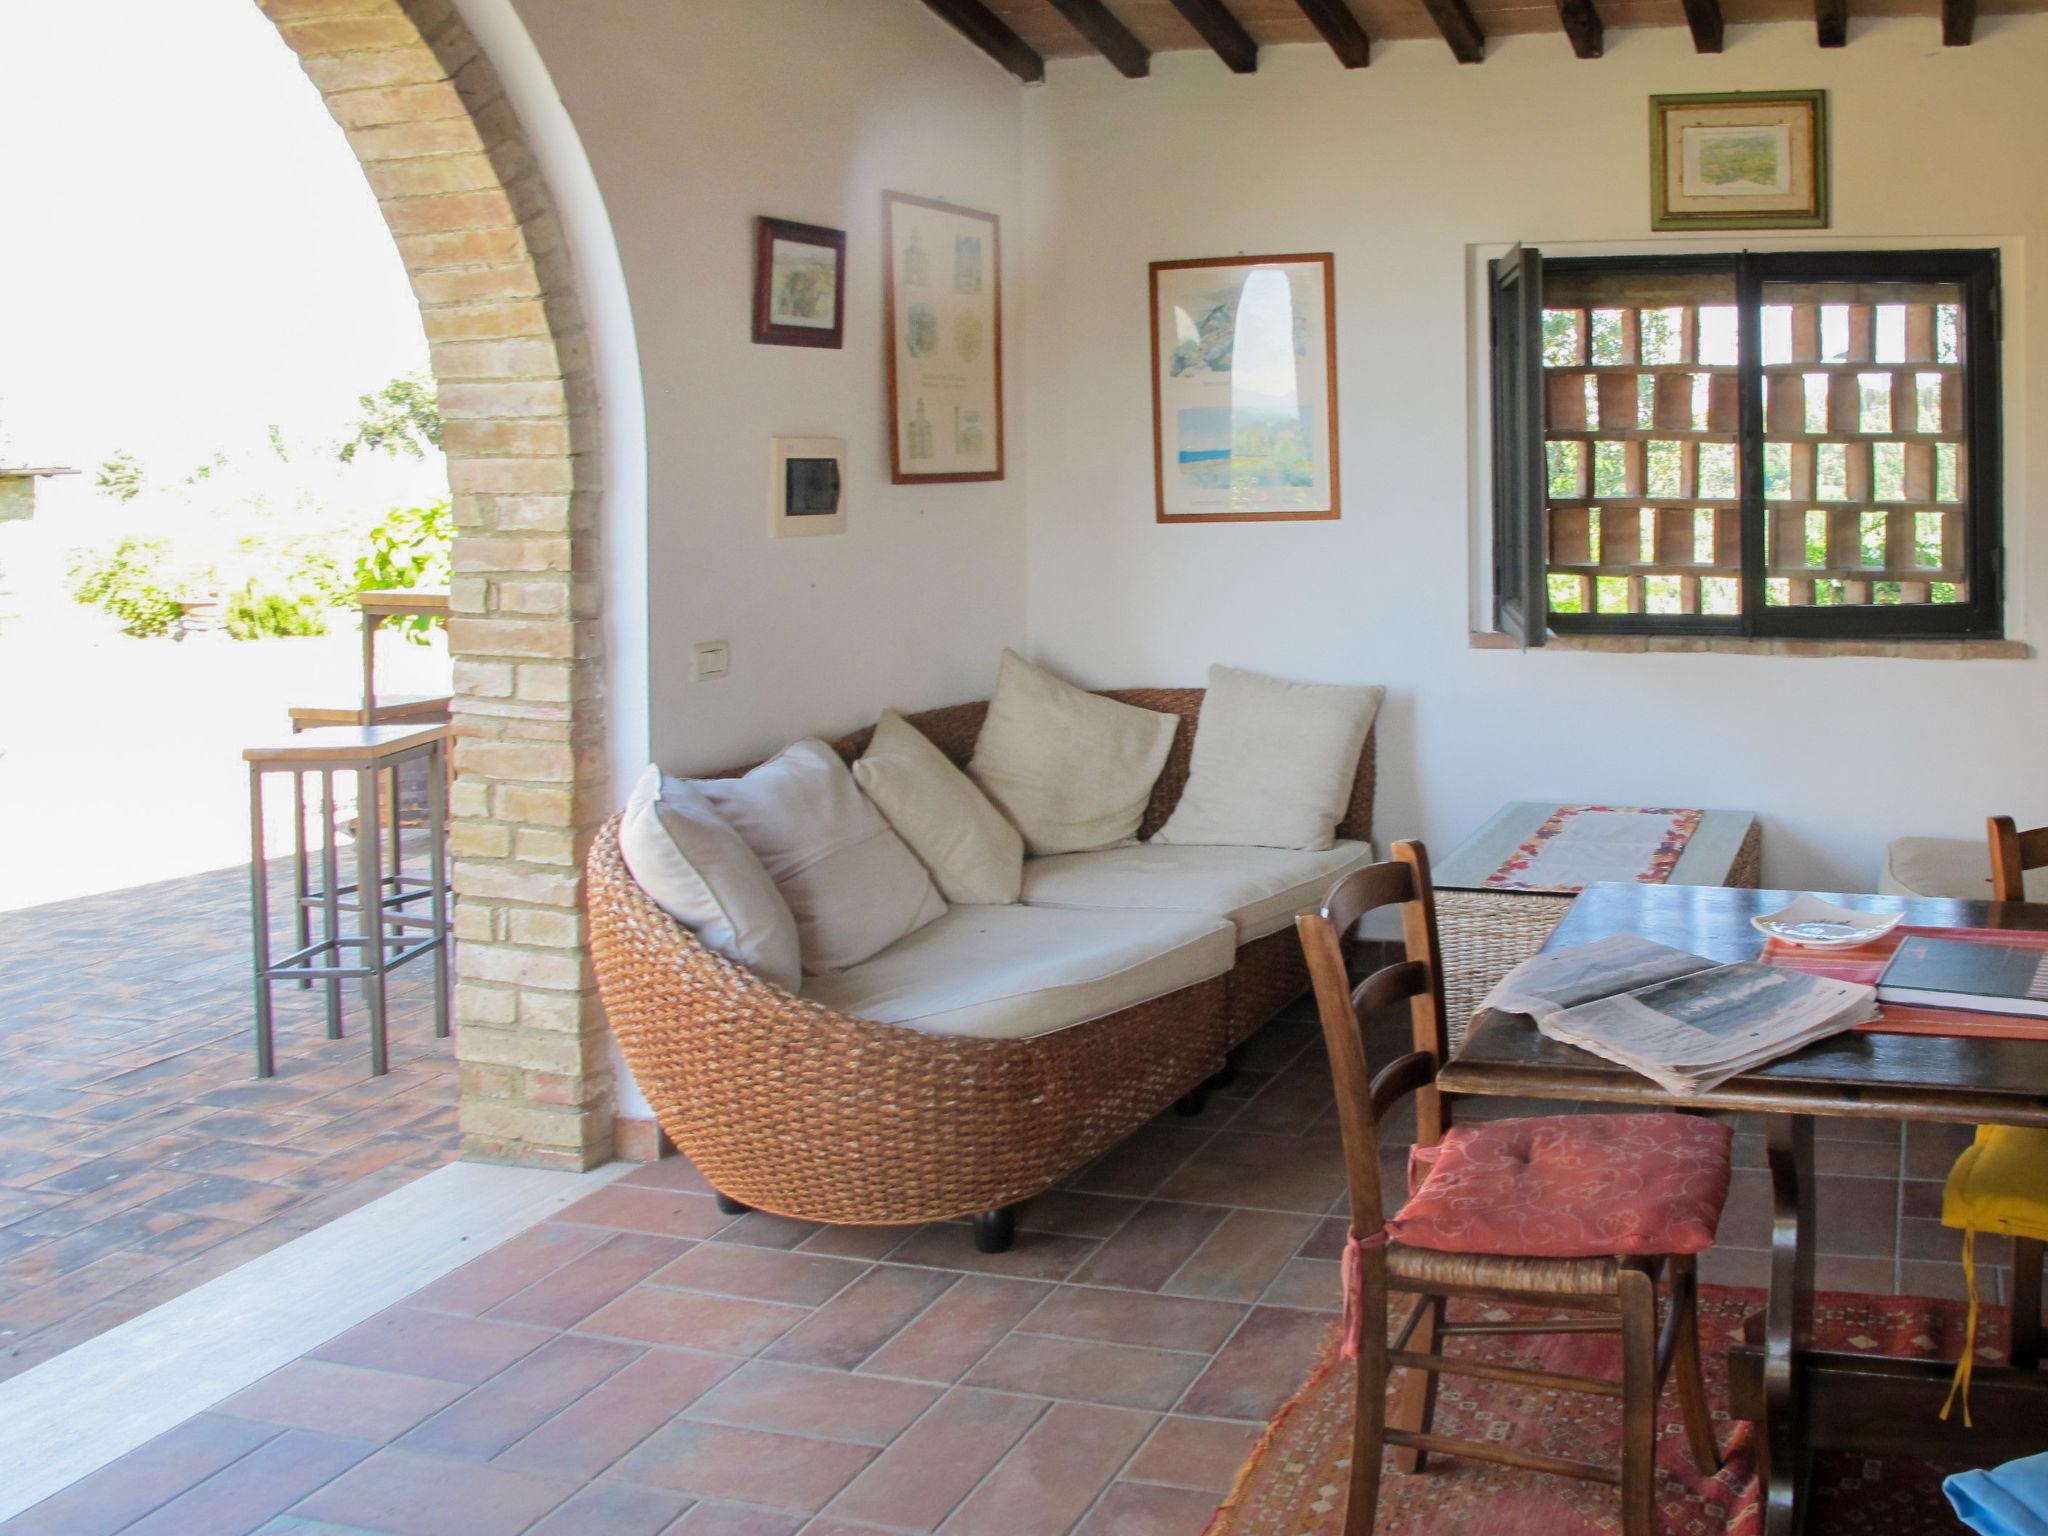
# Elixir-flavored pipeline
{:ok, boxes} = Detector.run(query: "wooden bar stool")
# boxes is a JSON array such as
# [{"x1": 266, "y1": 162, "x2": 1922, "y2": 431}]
[
  {"x1": 286, "y1": 694, "x2": 453, "y2": 984},
  {"x1": 245, "y1": 724, "x2": 450, "y2": 1078}
]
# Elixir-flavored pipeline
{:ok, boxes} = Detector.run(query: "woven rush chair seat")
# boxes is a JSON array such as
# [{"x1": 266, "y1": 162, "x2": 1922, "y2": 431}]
[
  {"x1": 1383, "y1": 1245, "x2": 1635, "y2": 1300},
  {"x1": 585, "y1": 687, "x2": 1374, "y2": 1238}
]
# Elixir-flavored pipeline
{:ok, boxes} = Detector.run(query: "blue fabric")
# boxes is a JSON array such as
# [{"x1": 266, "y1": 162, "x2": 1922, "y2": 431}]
[{"x1": 1946, "y1": 1453, "x2": 2048, "y2": 1536}]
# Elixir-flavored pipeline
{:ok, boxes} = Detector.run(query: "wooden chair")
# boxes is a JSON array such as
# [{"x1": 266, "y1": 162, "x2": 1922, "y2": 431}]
[
  {"x1": 1295, "y1": 841, "x2": 1723, "y2": 1536},
  {"x1": 1985, "y1": 815, "x2": 2046, "y2": 1370}
]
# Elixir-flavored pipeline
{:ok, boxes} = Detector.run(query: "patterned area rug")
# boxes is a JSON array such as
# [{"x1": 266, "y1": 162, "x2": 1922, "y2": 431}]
[{"x1": 1207, "y1": 1286, "x2": 2001, "y2": 1535}]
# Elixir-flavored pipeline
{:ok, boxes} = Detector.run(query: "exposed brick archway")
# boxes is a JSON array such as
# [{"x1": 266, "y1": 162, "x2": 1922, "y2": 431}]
[{"x1": 260, "y1": 0, "x2": 613, "y2": 1169}]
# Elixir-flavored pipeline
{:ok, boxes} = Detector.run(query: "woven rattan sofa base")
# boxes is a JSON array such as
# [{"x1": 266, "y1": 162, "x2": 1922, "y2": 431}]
[{"x1": 589, "y1": 818, "x2": 1231, "y2": 1227}]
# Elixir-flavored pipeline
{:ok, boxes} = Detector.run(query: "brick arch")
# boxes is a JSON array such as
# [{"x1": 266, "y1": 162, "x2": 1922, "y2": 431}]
[{"x1": 261, "y1": 0, "x2": 612, "y2": 1169}]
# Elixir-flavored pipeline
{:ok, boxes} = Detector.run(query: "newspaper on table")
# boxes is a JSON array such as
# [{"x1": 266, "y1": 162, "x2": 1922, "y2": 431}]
[{"x1": 1477, "y1": 934, "x2": 1878, "y2": 1096}]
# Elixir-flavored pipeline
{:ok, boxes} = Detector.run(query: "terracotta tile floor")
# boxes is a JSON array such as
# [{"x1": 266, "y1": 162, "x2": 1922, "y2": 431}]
[
  {"x1": 0, "y1": 859, "x2": 458, "y2": 1382},
  {"x1": 0, "y1": 997, "x2": 1992, "y2": 1536}
]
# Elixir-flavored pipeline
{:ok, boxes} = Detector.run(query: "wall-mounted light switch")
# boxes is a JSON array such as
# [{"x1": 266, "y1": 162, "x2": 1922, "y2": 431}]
[{"x1": 690, "y1": 641, "x2": 730, "y2": 682}]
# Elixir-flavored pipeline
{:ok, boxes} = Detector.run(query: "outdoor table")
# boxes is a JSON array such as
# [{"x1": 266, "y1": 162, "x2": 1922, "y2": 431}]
[
  {"x1": 356, "y1": 587, "x2": 450, "y2": 721},
  {"x1": 1437, "y1": 881, "x2": 2048, "y2": 1536}
]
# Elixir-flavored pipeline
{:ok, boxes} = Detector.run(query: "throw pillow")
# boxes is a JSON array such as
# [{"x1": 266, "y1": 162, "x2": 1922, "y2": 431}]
[
  {"x1": 617, "y1": 765, "x2": 802, "y2": 992},
  {"x1": 854, "y1": 710, "x2": 1024, "y2": 905},
  {"x1": 1154, "y1": 664, "x2": 1383, "y2": 851},
  {"x1": 700, "y1": 738, "x2": 947, "y2": 973},
  {"x1": 967, "y1": 650, "x2": 1178, "y2": 856}
]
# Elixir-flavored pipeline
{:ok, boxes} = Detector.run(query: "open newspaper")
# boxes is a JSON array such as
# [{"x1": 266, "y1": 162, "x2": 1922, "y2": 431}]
[{"x1": 1478, "y1": 934, "x2": 1878, "y2": 1095}]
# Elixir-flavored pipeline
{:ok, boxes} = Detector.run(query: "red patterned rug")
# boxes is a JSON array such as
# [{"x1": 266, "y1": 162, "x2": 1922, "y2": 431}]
[{"x1": 1207, "y1": 1287, "x2": 2001, "y2": 1534}]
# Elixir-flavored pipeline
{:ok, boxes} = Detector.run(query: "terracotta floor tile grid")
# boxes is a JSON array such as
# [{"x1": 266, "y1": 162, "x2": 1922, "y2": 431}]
[
  {"x1": 0, "y1": 858, "x2": 458, "y2": 1382},
  {"x1": 1, "y1": 998, "x2": 1974, "y2": 1536}
]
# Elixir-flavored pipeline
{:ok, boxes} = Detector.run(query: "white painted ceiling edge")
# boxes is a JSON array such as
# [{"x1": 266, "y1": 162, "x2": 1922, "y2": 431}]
[{"x1": 452, "y1": 0, "x2": 656, "y2": 1119}]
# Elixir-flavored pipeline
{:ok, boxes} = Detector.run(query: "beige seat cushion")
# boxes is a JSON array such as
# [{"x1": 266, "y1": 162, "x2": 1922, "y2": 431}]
[
  {"x1": 804, "y1": 904, "x2": 1234, "y2": 1041},
  {"x1": 1155, "y1": 665, "x2": 1384, "y2": 852},
  {"x1": 967, "y1": 650, "x2": 1179, "y2": 857},
  {"x1": 1021, "y1": 840, "x2": 1377, "y2": 943},
  {"x1": 1883, "y1": 836, "x2": 2048, "y2": 902},
  {"x1": 700, "y1": 739, "x2": 946, "y2": 974},
  {"x1": 855, "y1": 709, "x2": 1024, "y2": 905}
]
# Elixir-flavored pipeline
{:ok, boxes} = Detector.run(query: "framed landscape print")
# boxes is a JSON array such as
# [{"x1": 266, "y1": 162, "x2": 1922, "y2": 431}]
[
  {"x1": 883, "y1": 191, "x2": 1003, "y2": 483},
  {"x1": 1650, "y1": 91, "x2": 1827, "y2": 231},
  {"x1": 753, "y1": 217, "x2": 845, "y2": 348},
  {"x1": 1150, "y1": 253, "x2": 1339, "y2": 523}
]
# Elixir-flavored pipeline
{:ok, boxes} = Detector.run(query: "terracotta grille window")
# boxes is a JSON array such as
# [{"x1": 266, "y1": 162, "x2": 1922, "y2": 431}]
[{"x1": 1490, "y1": 250, "x2": 2002, "y2": 647}]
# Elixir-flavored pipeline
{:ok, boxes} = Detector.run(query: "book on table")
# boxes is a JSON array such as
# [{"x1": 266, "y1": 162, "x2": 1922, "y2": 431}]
[
  {"x1": 1877, "y1": 934, "x2": 2048, "y2": 1020},
  {"x1": 1478, "y1": 934, "x2": 1878, "y2": 1095}
]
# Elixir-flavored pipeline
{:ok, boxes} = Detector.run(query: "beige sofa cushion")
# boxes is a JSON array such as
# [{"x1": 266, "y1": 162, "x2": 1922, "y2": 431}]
[
  {"x1": 804, "y1": 904, "x2": 1234, "y2": 1041},
  {"x1": 854, "y1": 709, "x2": 1024, "y2": 905},
  {"x1": 1021, "y1": 840, "x2": 1377, "y2": 943},
  {"x1": 1155, "y1": 665, "x2": 1383, "y2": 851},
  {"x1": 967, "y1": 650, "x2": 1179, "y2": 857},
  {"x1": 700, "y1": 739, "x2": 946, "y2": 974},
  {"x1": 617, "y1": 765, "x2": 802, "y2": 992},
  {"x1": 1883, "y1": 836, "x2": 2048, "y2": 902}
]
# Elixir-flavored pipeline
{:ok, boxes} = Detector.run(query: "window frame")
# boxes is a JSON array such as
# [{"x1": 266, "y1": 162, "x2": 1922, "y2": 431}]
[{"x1": 1495, "y1": 246, "x2": 2004, "y2": 645}]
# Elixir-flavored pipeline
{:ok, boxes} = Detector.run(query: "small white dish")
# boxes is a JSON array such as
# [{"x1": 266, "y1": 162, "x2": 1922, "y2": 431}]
[{"x1": 1751, "y1": 894, "x2": 1904, "y2": 949}]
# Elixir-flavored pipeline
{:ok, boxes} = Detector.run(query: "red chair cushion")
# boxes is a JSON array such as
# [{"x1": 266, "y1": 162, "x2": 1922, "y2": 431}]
[{"x1": 1388, "y1": 1112, "x2": 1733, "y2": 1258}]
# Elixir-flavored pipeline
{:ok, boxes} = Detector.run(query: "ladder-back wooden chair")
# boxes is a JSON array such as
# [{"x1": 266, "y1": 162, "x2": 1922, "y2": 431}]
[
  {"x1": 1981, "y1": 815, "x2": 2047, "y2": 1370},
  {"x1": 1296, "y1": 841, "x2": 1728, "y2": 1536}
]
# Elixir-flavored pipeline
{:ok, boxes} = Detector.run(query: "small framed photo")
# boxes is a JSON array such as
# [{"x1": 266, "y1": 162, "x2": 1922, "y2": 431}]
[
  {"x1": 753, "y1": 217, "x2": 846, "y2": 348},
  {"x1": 1650, "y1": 91, "x2": 1827, "y2": 231},
  {"x1": 770, "y1": 437, "x2": 847, "y2": 538}
]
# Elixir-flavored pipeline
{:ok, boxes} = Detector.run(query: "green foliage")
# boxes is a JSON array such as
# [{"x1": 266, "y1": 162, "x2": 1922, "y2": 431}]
[
  {"x1": 94, "y1": 450, "x2": 145, "y2": 503},
  {"x1": 224, "y1": 585, "x2": 329, "y2": 640},
  {"x1": 338, "y1": 373, "x2": 442, "y2": 463},
  {"x1": 67, "y1": 536, "x2": 186, "y2": 637},
  {"x1": 353, "y1": 500, "x2": 452, "y2": 644}
]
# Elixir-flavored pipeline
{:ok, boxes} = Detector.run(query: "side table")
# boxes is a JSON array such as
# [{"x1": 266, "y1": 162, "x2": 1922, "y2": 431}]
[
  {"x1": 245, "y1": 724, "x2": 451, "y2": 1078},
  {"x1": 1432, "y1": 803, "x2": 1762, "y2": 1045}
]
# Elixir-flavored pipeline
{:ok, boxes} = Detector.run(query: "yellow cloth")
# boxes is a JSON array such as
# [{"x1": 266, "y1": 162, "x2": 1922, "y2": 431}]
[{"x1": 1941, "y1": 1126, "x2": 2048, "y2": 1425}]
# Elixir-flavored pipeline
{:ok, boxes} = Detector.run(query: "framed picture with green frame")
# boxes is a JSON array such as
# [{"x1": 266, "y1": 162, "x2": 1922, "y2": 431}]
[{"x1": 1649, "y1": 90, "x2": 1828, "y2": 232}]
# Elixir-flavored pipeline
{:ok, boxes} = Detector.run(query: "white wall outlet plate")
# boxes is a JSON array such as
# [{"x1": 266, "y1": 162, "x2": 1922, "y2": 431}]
[{"x1": 690, "y1": 640, "x2": 730, "y2": 682}]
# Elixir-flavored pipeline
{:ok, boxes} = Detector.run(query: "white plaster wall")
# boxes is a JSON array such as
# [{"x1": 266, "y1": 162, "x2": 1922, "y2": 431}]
[
  {"x1": 1022, "y1": 19, "x2": 2048, "y2": 892},
  {"x1": 511, "y1": 0, "x2": 1030, "y2": 774}
]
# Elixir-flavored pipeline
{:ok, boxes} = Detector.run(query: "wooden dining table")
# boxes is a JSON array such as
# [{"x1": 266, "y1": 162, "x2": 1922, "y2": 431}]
[{"x1": 1435, "y1": 881, "x2": 2048, "y2": 1536}]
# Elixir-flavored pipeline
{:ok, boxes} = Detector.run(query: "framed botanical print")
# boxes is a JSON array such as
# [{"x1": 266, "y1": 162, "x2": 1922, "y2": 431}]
[
  {"x1": 753, "y1": 217, "x2": 846, "y2": 348},
  {"x1": 1650, "y1": 91, "x2": 1828, "y2": 231},
  {"x1": 1150, "y1": 253, "x2": 1340, "y2": 523},
  {"x1": 883, "y1": 191, "x2": 1003, "y2": 483}
]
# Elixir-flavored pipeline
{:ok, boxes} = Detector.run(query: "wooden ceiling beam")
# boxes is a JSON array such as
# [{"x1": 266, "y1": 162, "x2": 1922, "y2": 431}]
[
  {"x1": 1942, "y1": 0, "x2": 1975, "y2": 43},
  {"x1": 1165, "y1": 0, "x2": 1260, "y2": 73},
  {"x1": 1046, "y1": 0, "x2": 1151, "y2": 76},
  {"x1": 1555, "y1": 0, "x2": 1604, "y2": 55},
  {"x1": 1816, "y1": 0, "x2": 1848, "y2": 46},
  {"x1": 918, "y1": 0, "x2": 1046, "y2": 82},
  {"x1": 1419, "y1": 0, "x2": 1486, "y2": 61},
  {"x1": 1679, "y1": 0, "x2": 1724, "y2": 51},
  {"x1": 1296, "y1": 0, "x2": 1372, "y2": 67}
]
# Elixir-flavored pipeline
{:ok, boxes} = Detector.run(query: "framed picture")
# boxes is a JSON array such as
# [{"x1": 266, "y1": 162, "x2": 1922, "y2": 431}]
[
  {"x1": 883, "y1": 191, "x2": 1002, "y2": 483},
  {"x1": 769, "y1": 437, "x2": 847, "y2": 537},
  {"x1": 753, "y1": 217, "x2": 846, "y2": 348},
  {"x1": 1150, "y1": 253, "x2": 1340, "y2": 523},
  {"x1": 1650, "y1": 91, "x2": 1828, "y2": 231}
]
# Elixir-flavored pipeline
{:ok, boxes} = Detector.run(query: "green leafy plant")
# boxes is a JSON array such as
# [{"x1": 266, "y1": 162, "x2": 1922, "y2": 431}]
[
  {"x1": 224, "y1": 585, "x2": 329, "y2": 640},
  {"x1": 93, "y1": 449, "x2": 145, "y2": 503},
  {"x1": 66, "y1": 536, "x2": 188, "y2": 637},
  {"x1": 219, "y1": 537, "x2": 349, "y2": 639},
  {"x1": 337, "y1": 373, "x2": 443, "y2": 463},
  {"x1": 353, "y1": 500, "x2": 452, "y2": 643}
]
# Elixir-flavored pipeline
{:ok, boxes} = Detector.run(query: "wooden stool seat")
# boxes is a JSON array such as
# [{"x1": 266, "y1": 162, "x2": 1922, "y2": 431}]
[
  {"x1": 288, "y1": 694, "x2": 452, "y2": 731},
  {"x1": 243, "y1": 723, "x2": 447, "y2": 769}
]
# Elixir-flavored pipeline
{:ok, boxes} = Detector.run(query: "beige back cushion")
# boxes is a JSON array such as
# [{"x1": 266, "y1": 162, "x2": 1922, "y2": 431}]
[
  {"x1": 967, "y1": 650, "x2": 1179, "y2": 856},
  {"x1": 1154, "y1": 665, "x2": 1385, "y2": 851},
  {"x1": 854, "y1": 710, "x2": 1024, "y2": 905},
  {"x1": 701, "y1": 739, "x2": 946, "y2": 973},
  {"x1": 617, "y1": 765, "x2": 802, "y2": 992}
]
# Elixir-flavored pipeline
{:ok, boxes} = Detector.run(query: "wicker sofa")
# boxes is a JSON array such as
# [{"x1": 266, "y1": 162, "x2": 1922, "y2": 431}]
[{"x1": 586, "y1": 688, "x2": 1375, "y2": 1251}]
